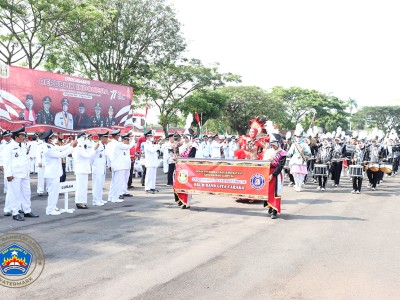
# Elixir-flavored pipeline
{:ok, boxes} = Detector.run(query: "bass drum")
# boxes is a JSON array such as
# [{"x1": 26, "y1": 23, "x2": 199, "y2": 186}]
[{"x1": 380, "y1": 164, "x2": 392, "y2": 174}]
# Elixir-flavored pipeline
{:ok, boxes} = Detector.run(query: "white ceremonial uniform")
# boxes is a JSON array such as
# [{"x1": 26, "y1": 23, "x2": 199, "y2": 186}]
[
  {"x1": 144, "y1": 140, "x2": 160, "y2": 191},
  {"x1": 211, "y1": 140, "x2": 222, "y2": 159},
  {"x1": 194, "y1": 140, "x2": 203, "y2": 158},
  {"x1": 91, "y1": 142, "x2": 107, "y2": 205},
  {"x1": 201, "y1": 140, "x2": 211, "y2": 158},
  {"x1": 161, "y1": 142, "x2": 169, "y2": 174},
  {"x1": 107, "y1": 139, "x2": 135, "y2": 202},
  {"x1": 43, "y1": 143, "x2": 74, "y2": 215},
  {"x1": 28, "y1": 140, "x2": 38, "y2": 173},
  {"x1": 54, "y1": 111, "x2": 74, "y2": 129},
  {"x1": 222, "y1": 142, "x2": 229, "y2": 159},
  {"x1": 228, "y1": 141, "x2": 238, "y2": 159},
  {"x1": 66, "y1": 153, "x2": 74, "y2": 172},
  {"x1": 35, "y1": 140, "x2": 46, "y2": 194},
  {"x1": 73, "y1": 143, "x2": 92, "y2": 205},
  {"x1": 1, "y1": 139, "x2": 13, "y2": 214},
  {"x1": 121, "y1": 141, "x2": 134, "y2": 195},
  {"x1": 3, "y1": 140, "x2": 32, "y2": 216}
]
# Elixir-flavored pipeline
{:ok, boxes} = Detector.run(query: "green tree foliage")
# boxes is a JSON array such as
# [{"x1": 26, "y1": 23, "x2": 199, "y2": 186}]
[
  {"x1": 45, "y1": 0, "x2": 186, "y2": 89},
  {"x1": 179, "y1": 89, "x2": 230, "y2": 130},
  {"x1": 218, "y1": 86, "x2": 283, "y2": 135},
  {"x1": 0, "y1": 0, "x2": 75, "y2": 68},
  {"x1": 268, "y1": 86, "x2": 349, "y2": 132},
  {"x1": 351, "y1": 106, "x2": 400, "y2": 131},
  {"x1": 141, "y1": 59, "x2": 239, "y2": 136}
]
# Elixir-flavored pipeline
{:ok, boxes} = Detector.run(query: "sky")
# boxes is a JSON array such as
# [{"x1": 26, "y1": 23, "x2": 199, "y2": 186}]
[{"x1": 169, "y1": 0, "x2": 400, "y2": 107}]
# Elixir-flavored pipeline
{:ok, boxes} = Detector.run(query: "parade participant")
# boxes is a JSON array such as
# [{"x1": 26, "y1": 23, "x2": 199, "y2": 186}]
[
  {"x1": 200, "y1": 135, "x2": 211, "y2": 158},
  {"x1": 120, "y1": 133, "x2": 134, "y2": 198},
  {"x1": 179, "y1": 134, "x2": 193, "y2": 158},
  {"x1": 35, "y1": 134, "x2": 45, "y2": 196},
  {"x1": 222, "y1": 137, "x2": 229, "y2": 159},
  {"x1": 284, "y1": 133, "x2": 295, "y2": 187},
  {"x1": 161, "y1": 134, "x2": 173, "y2": 174},
  {"x1": 36, "y1": 96, "x2": 55, "y2": 125},
  {"x1": 263, "y1": 133, "x2": 287, "y2": 219},
  {"x1": 54, "y1": 98, "x2": 74, "y2": 129},
  {"x1": 366, "y1": 139, "x2": 383, "y2": 191},
  {"x1": 3, "y1": 127, "x2": 39, "y2": 221},
  {"x1": 330, "y1": 136, "x2": 345, "y2": 187},
  {"x1": 28, "y1": 134, "x2": 38, "y2": 174},
  {"x1": 0, "y1": 130, "x2": 13, "y2": 216},
  {"x1": 351, "y1": 139, "x2": 368, "y2": 194},
  {"x1": 194, "y1": 136, "x2": 203, "y2": 158},
  {"x1": 107, "y1": 130, "x2": 135, "y2": 202},
  {"x1": 43, "y1": 129, "x2": 77, "y2": 215},
  {"x1": 56, "y1": 132, "x2": 68, "y2": 182},
  {"x1": 227, "y1": 136, "x2": 238, "y2": 160},
  {"x1": 287, "y1": 124, "x2": 311, "y2": 192},
  {"x1": 210, "y1": 135, "x2": 222, "y2": 159},
  {"x1": 73, "y1": 133, "x2": 93, "y2": 209},
  {"x1": 315, "y1": 137, "x2": 332, "y2": 191},
  {"x1": 91, "y1": 132, "x2": 108, "y2": 206},
  {"x1": 167, "y1": 133, "x2": 180, "y2": 186},
  {"x1": 73, "y1": 102, "x2": 92, "y2": 130},
  {"x1": 308, "y1": 136, "x2": 319, "y2": 183},
  {"x1": 144, "y1": 130, "x2": 160, "y2": 194},
  {"x1": 18, "y1": 95, "x2": 37, "y2": 124}
]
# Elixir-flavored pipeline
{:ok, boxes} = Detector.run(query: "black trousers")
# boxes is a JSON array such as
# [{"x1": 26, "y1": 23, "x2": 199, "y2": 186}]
[
  {"x1": 167, "y1": 163, "x2": 175, "y2": 185},
  {"x1": 393, "y1": 157, "x2": 399, "y2": 172},
  {"x1": 366, "y1": 169, "x2": 381, "y2": 188},
  {"x1": 352, "y1": 177, "x2": 363, "y2": 192},
  {"x1": 318, "y1": 175, "x2": 327, "y2": 188},
  {"x1": 141, "y1": 165, "x2": 146, "y2": 186},
  {"x1": 127, "y1": 160, "x2": 134, "y2": 187},
  {"x1": 331, "y1": 161, "x2": 342, "y2": 184},
  {"x1": 60, "y1": 162, "x2": 66, "y2": 182}
]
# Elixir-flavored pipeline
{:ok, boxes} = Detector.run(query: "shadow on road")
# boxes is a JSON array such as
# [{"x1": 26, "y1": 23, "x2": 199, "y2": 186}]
[{"x1": 279, "y1": 214, "x2": 366, "y2": 221}]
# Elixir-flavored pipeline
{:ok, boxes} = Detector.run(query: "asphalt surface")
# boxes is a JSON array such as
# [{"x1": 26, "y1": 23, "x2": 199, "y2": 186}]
[{"x1": 1, "y1": 168, "x2": 399, "y2": 299}]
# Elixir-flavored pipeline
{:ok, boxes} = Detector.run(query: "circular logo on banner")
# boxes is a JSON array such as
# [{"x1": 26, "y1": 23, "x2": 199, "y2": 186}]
[
  {"x1": 0, "y1": 233, "x2": 45, "y2": 288},
  {"x1": 250, "y1": 173, "x2": 265, "y2": 190},
  {"x1": 177, "y1": 170, "x2": 189, "y2": 184}
]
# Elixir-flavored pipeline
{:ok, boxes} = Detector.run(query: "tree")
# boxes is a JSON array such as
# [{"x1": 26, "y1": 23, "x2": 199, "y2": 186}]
[
  {"x1": 46, "y1": 0, "x2": 186, "y2": 89},
  {"x1": 218, "y1": 86, "x2": 284, "y2": 135},
  {"x1": 351, "y1": 106, "x2": 400, "y2": 131},
  {"x1": 0, "y1": 0, "x2": 75, "y2": 68},
  {"x1": 179, "y1": 89, "x2": 230, "y2": 131},
  {"x1": 141, "y1": 59, "x2": 239, "y2": 136}
]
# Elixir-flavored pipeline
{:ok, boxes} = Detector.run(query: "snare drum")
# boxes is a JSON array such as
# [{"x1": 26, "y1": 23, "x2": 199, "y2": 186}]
[
  {"x1": 314, "y1": 164, "x2": 328, "y2": 176},
  {"x1": 379, "y1": 163, "x2": 392, "y2": 173},
  {"x1": 349, "y1": 165, "x2": 363, "y2": 177},
  {"x1": 368, "y1": 163, "x2": 380, "y2": 172}
]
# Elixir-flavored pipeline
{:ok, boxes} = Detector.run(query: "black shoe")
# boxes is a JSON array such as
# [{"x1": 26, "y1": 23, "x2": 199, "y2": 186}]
[
  {"x1": 177, "y1": 200, "x2": 183, "y2": 206},
  {"x1": 151, "y1": 189, "x2": 159, "y2": 193},
  {"x1": 181, "y1": 205, "x2": 190, "y2": 209},
  {"x1": 146, "y1": 190, "x2": 155, "y2": 194},
  {"x1": 76, "y1": 203, "x2": 88, "y2": 209},
  {"x1": 141, "y1": 183, "x2": 145, "y2": 186},
  {"x1": 119, "y1": 195, "x2": 124, "y2": 199},
  {"x1": 13, "y1": 214, "x2": 25, "y2": 221},
  {"x1": 268, "y1": 207, "x2": 273, "y2": 215},
  {"x1": 271, "y1": 210, "x2": 278, "y2": 219},
  {"x1": 127, "y1": 186, "x2": 134, "y2": 189},
  {"x1": 4, "y1": 212, "x2": 12, "y2": 217},
  {"x1": 18, "y1": 209, "x2": 24, "y2": 214},
  {"x1": 123, "y1": 193, "x2": 133, "y2": 197},
  {"x1": 24, "y1": 212, "x2": 39, "y2": 218}
]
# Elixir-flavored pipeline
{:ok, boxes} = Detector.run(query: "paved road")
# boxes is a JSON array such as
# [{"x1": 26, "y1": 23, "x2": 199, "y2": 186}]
[{"x1": 1, "y1": 169, "x2": 399, "y2": 299}]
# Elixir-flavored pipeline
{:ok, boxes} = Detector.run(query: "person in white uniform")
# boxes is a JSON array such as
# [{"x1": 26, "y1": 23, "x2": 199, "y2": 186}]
[
  {"x1": 28, "y1": 134, "x2": 38, "y2": 173},
  {"x1": 120, "y1": 133, "x2": 135, "y2": 198},
  {"x1": 201, "y1": 135, "x2": 211, "y2": 158},
  {"x1": 42, "y1": 129, "x2": 77, "y2": 215},
  {"x1": 210, "y1": 135, "x2": 223, "y2": 159},
  {"x1": 107, "y1": 130, "x2": 135, "y2": 202},
  {"x1": 144, "y1": 130, "x2": 160, "y2": 194},
  {"x1": 73, "y1": 132, "x2": 93, "y2": 209},
  {"x1": 36, "y1": 135, "x2": 46, "y2": 196},
  {"x1": 90, "y1": 132, "x2": 108, "y2": 206},
  {"x1": 3, "y1": 127, "x2": 39, "y2": 221},
  {"x1": 1, "y1": 130, "x2": 13, "y2": 216}
]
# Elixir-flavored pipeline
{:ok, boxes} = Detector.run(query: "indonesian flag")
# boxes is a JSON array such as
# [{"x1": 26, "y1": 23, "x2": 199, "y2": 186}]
[{"x1": 195, "y1": 112, "x2": 200, "y2": 124}]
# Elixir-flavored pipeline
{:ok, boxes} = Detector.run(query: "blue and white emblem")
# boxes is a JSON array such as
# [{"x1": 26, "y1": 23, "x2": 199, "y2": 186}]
[{"x1": 250, "y1": 173, "x2": 265, "y2": 190}]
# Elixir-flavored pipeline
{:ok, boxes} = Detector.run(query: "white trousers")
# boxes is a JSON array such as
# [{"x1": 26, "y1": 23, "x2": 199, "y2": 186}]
[
  {"x1": 163, "y1": 157, "x2": 169, "y2": 174},
  {"x1": 145, "y1": 167, "x2": 157, "y2": 190},
  {"x1": 3, "y1": 183, "x2": 12, "y2": 213},
  {"x1": 9, "y1": 176, "x2": 31, "y2": 215},
  {"x1": 75, "y1": 173, "x2": 88, "y2": 204},
  {"x1": 293, "y1": 173, "x2": 305, "y2": 191},
  {"x1": 46, "y1": 177, "x2": 60, "y2": 214},
  {"x1": 121, "y1": 169, "x2": 129, "y2": 194},
  {"x1": 30, "y1": 158, "x2": 36, "y2": 173},
  {"x1": 92, "y1": 173, "x2": 105, "y2": 204},
  {"x1": 3, "y1": 177, "x2": 8, "y2": 193},
  {"x1": 108, "y1": 170, "x2": 125, "y2": 201},
  {"x1": 66, "y1": 156, "x2": 74, "y2": 172},
  {"x1": 37, "y1": 166, "x2": 45, "y2": 193}
]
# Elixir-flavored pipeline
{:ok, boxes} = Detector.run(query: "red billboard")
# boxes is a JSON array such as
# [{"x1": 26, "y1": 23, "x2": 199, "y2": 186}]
[
  {"x1": 173, "y1": 158, "x2": 270, "y2": 200},
  {"x1": 0, "y1": 65, "x2": 135, "y2": 133}
]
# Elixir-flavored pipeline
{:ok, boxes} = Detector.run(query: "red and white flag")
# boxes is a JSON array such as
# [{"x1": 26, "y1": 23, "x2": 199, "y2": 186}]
[{"x1": 195, "y1": 112, "x2": 200, "y2": 124}]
